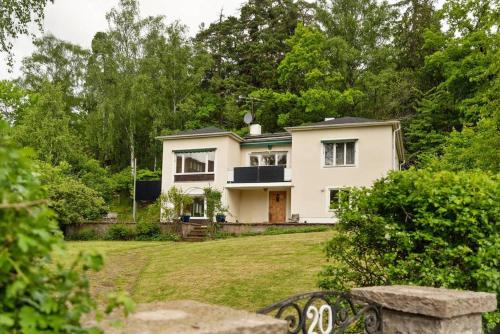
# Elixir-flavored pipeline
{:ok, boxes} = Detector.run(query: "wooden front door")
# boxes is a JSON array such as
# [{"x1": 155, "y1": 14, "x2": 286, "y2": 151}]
[{"x1": 269, "y1": 191, "x2": 287, "y2": 223}]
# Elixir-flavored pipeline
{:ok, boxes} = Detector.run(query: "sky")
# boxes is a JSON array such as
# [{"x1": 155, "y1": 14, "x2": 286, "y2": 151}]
[{"x1": 0, "y1": 0, "x2": 245, "y2": 80}]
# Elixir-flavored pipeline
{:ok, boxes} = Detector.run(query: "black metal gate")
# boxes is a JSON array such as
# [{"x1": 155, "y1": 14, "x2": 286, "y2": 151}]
[{"x1": 257, "y1": 291, "x2": 382, "y2": 334}]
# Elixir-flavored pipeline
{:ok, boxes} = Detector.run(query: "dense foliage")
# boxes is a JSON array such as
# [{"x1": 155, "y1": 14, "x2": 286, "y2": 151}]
[
  {"x1": 0, "y1": 121, "x2": 131, "y2": 332},
  {"x1": 37, "y1": 162, "x2": 109, "y2": 225},
  {"x1": 319, "y1": 169, "x2": 499, "y2": 327}
]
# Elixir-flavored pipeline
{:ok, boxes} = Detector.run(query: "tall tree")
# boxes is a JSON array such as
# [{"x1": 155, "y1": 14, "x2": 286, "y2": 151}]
[
  {"x1": 195, "y1": 0, "x2": 314, "y2": 131},
  {"x1": 85, "y1": 0, "x2": 211, "y2": 169},
  {"x1": 20, "y1": 34, "x2": 90, "y2": 113},
  {"x1": 406, "y1": 0, "x2": 499, "y2": 162},
  {"x1": 13, "y1": 82, "x2": 81, "y2": 165},
  {"x1": 0, "y1": 80, "x2": 28, "y2": 124},
  {"x1": 393, "y1": 0, "x2": 440, "y2": 70},
  {"x1": 85, "y1": 0, "x2": 148, "y2": 170},
  {"x1": 0, "y1": 0, "x2": 52, "y2": 66}
]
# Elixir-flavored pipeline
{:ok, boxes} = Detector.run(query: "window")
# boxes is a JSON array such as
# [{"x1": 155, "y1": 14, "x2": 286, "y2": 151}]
[
  {"x1": 175, "y1": 150, "x2": 215, "y2": 174},
  {"x1": 186, "y1": 196, "x2": 205, "y2": 217},
  {"x1": 324, "y1": 141, "x2": 356, "y2": 167},
  {"x1": 329, "y1": 188, "x2": 349, "y2": 211},
  {"x1": 249, "y1": 152, "x2": 288, "y2": 166}
]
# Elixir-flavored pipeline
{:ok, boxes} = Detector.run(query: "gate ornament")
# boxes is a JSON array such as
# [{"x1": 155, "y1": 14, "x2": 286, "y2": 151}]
[{"x1": 257, "y1": 291, "x2": 382, "y2": 334}]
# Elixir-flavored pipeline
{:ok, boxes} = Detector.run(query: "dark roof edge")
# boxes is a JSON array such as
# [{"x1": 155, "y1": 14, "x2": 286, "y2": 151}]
[
  {"x1": 285, "y1": 120, "x2": 400, "y2": 132},
  {"x1": 156, "y1": 131, "x2": 243, "y2": 142}
]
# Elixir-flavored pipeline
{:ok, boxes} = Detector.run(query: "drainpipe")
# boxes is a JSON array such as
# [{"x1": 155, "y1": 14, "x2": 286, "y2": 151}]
[{"x1": 393, "y1": 123, "x2": 403, "y2": 171}]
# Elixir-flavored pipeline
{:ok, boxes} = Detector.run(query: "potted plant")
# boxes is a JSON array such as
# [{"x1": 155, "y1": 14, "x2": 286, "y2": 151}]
[
  {"x1": 215, "y1": 204, "x2": 228, "y2": 223},
  {"x1": 179, "y1": 193, "x2": 193, "y2": 223},
  {"x1": 180, "y1": 210, "x2": 191, "y2": 223}
]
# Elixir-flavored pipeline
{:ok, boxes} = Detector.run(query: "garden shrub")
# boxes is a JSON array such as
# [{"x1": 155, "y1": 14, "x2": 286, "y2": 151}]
[
  {"x1": 48, "y1": 178, "x2": 108, "y2": 225},
  {"x1": 319, "y1": 168, "x2": 499, "y2": 328},
  {"x1": 77, "y1": 158, "x2": 116, "y2": 202},
  {"x1": 67, "y1": 227, "x2": 99, "y2": 241},
  {"x1": 110, "y1": 167, "x2": 132, "y2": 194},
  {"x1": 135, "y1": 221, "x2": 179, "y2": 241},
  {"x1": 135, "y1": 222, "x2": 161, "y2": 240},
  {"x1": 105, "y1": 224, "x2": 136, "y2": 240},
  {"x1": 0, "y1": 121, "x2": 132, "y2": 332},
  {"x1": 38, "y1": 161, "x2": 108, "y2": 225},
  {"x1": 136, "y1": 168, "x2": 161, "y2": 180}
]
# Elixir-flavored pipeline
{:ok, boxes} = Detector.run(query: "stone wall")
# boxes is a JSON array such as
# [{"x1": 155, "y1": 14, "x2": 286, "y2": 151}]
[
  {"x1": 64, "y1": 221, "x2": 333, "y2": 239},
  {"x1": 87, "y1": 285, "x2": 497, "y2": 334},
  {"x1": 351, "y1": 285, "x2": 497, "y2": 334}
]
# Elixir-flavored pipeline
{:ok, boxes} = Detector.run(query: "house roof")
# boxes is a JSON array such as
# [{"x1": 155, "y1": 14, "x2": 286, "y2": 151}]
[
  {"x1": 306, "y1": 116, "x2": 381, "y2": 126},
  {"x1": 285, "y1": 116, "x2": 399, "y2": 132},
  {"x1": 156, "y1": 127, "x2": 243, "y2": 142},
  {"x1": 172, "y1": 127, "x2": 227, "y2": 136}
]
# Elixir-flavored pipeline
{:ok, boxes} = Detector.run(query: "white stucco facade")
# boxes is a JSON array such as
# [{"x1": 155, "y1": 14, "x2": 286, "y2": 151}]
[{"x1": 157, "y1": 118, "x2": 404, "y2": 224}]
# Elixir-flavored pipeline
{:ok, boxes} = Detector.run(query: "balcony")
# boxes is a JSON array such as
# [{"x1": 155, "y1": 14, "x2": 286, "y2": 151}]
[{"x1": 227, "y1": 166, "x2": 292, "y2": 184}]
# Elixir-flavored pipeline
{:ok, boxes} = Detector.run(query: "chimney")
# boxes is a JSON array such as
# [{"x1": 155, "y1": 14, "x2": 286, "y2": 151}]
[{"x1": 249, "y1": 124, "x2": 262, "y2": 136}]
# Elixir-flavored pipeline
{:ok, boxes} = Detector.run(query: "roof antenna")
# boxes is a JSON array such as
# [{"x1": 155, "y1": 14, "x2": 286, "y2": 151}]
[{"x1": 243, "y1": 112, "x2": 253, "y2": 125}]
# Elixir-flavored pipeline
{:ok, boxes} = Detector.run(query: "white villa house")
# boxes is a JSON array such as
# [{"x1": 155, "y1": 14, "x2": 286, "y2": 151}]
[{"x1": 157, "y1": 117, "x2": 404, "y2": 224}]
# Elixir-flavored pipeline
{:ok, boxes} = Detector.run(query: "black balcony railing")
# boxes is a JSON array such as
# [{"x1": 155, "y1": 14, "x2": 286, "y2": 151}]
[{"x1": 232, "y1": 166, "x2": 285, "y2": 183}]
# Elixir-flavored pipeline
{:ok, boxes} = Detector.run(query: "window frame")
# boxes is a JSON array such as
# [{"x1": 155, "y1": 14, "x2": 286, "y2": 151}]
[
  {"x1": 187, "y1": 195, "x2": 207, "y2": 219},
  {"x1": 321, "y1": 139, "x2": 358, "y2": 168},
  {"x1": 173, "y1": 149, "x2": 216, "y2": 175},
  {"x1": 326, "y1": 187, "x2": 349, "y2": 212},
  {"x1": 248, "y1": 151, "x2": 289, "y2": 167}
]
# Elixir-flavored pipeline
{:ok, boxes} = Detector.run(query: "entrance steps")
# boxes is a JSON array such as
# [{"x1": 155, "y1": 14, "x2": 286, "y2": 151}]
[{"x1": 183, "y1": 225, "x2": 208, "y2": 242}]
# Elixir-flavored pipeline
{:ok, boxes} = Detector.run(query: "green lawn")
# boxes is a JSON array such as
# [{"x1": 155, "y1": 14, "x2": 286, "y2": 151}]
[{"x1": 66, "y1": 230, "x2": 335, "y2": 311}]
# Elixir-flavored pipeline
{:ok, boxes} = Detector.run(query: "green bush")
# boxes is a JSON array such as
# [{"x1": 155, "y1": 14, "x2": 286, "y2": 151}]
[
  {"x1": 105, "y1": 224, "x2": 137, "y2": 240},
  {"x1": 319, "y1": 168, "x2": 499, "y2": 328},
  {"x1": 136, "y1": 168, "x2": 161, "y2": 180},
  {"x1": 135, "y1": 221, "x2": 179, "y2": 241},
  {"x1": 48, "y1": 178, "x2": 108, "y2": 225},
  {"x1": 37, "y1": 161, "x2": 108, "y2": 225},
  {"x1": 67, "y1": 227, "x2": 99, "y2": 241},
  {"x1": 111, "y1": 167, "x2": 132, "y2": 194},
  {"x1": 77, "y1": 158, "x2": 116, "y2": 202},
  {"x1": 136, "y1": 222, "x2": 161, "y2": 240},
  {"x1": 0, "y1": 120, "x2": 132, "y2": 332}
]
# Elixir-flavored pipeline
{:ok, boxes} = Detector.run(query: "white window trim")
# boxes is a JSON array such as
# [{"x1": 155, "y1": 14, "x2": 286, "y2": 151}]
[
  {"x1": 173, "y1": 150, "x2": 216, "y2": 175},
  {"x1": 248, "y1": 151, "x2": 289, "y2": 167},
  {"x1": 187, "y1": 195, "x2": 208, "y2": 219},
  {"x1": 321, "y1": 139, "x2": 358, "y2": 168},
  {"x1": 326, "y1": 186, "x2": 347, "y2": 213}
]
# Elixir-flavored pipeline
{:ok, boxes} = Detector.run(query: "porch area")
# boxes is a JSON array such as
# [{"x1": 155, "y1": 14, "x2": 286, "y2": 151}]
[{"x1": 225, "y1": 186, "x2": 292, "y2": 223}]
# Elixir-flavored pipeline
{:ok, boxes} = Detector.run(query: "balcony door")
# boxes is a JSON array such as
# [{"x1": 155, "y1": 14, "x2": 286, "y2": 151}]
[{"x1": 269, "y1": 191, "x2": 286, "y2": 223}]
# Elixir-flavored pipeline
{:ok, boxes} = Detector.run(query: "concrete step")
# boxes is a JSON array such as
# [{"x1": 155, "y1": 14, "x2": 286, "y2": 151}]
[
  {"x1": 183, "y1": 237, "x2": 206, "y2": 242},
  {"x1": 188, "y1": 232, "x2": 207, "y2": 237}
]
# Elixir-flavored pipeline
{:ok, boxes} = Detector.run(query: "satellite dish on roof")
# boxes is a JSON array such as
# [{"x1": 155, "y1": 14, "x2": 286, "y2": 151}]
[{"x1": 243, "y1": 112, "x2": 253, "y2": 125}]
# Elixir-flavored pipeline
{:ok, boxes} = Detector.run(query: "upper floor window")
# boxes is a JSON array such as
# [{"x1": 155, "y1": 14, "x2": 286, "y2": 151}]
[
  {"x1": 323, "y1": 141, "x2": 356, "y2": 167},
  {"x1": 249, "y1": 152, "x2": 287, "y2": 167},
  {"x1": 175, "y1": 150, "x2": 215, "y2": 174}
]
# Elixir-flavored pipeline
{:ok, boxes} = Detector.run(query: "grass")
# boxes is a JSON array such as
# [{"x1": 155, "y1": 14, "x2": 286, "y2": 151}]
[
  {"x1": 66, "y1": 230, "x2": 335, "y2": 311},
  {"x1": 214, "y1": 226, "x2": 331, "y2": 239}
]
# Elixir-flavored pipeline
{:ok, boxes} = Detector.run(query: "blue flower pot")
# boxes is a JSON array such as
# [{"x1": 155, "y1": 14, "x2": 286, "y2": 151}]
[
  {"x1": 181, "y1": 215, "x2": 191, "y2": 223},
  {"x1": 215, "y1": 214, "x2": 226, "y2": 223}
]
